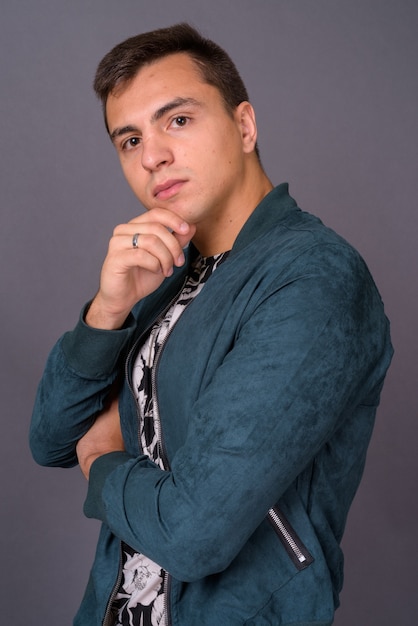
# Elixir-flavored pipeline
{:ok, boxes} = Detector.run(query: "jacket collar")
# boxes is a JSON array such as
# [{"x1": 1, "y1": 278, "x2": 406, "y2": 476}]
[{"x1": 230, "y1": 183, "x2": 297, "y2": 256}]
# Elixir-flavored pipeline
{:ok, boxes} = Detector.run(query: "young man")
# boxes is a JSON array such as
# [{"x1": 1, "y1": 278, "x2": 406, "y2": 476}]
[{"x1": 30, "y1": 23, "x2": 393, "y2": 626}]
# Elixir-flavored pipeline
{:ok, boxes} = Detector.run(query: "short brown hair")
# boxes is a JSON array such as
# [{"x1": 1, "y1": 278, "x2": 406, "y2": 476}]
[{"x1": 94, "y1": 23, "x2": 250, "y2": 121}]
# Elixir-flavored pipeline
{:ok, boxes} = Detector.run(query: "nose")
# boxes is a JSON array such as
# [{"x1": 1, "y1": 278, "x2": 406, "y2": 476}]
[{"x1": 141, "y1": 132, "x2": 174, "y2": 172}]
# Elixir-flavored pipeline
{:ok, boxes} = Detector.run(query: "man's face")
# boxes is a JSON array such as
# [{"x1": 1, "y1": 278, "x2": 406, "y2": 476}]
[{"x1": 106, "y1": 53, "x2": 256, "y2": 229}]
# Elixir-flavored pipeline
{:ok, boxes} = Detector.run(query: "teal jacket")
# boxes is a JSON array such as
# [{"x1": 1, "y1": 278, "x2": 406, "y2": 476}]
[{"x1": 30, "y1": 184, "x2": 393, "y2": 625}]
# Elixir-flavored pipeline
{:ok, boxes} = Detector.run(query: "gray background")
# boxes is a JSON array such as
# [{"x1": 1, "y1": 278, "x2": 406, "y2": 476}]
[{"x1": 1, "y1": 1, "x2": 416, "y2": 624}]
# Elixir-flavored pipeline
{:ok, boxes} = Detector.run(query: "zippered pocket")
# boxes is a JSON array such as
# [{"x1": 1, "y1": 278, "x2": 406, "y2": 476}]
[{"x1": 267, "y1": 506, "x2": 314, "y2": 571}]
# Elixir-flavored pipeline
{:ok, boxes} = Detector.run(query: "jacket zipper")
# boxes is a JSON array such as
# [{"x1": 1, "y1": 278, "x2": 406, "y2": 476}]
[
  {"x1": 102, "y1": 542, "x2": 124, "y2": 626},
  {"x1": 125, "y1": 277, "x2": 189, "y2": 437},
  {"x1": 150, "y1": 323, "x2": 177, "y2": 469},
  {"x1": 150, "y1": 292, "x2": 196, "y2": 626},
  {"x1": 162, "y1": 570, "x2": 172, "y2": 626},
  {"x1": 111, "y1": 280, "x2": 188, "y2": 626},
  {"x1": 267, "y1": 506, "x2": 314, "y2": 571}
]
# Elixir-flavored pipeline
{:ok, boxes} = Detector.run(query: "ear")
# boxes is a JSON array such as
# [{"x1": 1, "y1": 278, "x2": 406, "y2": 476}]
[{"x1": 235, "y1": 101, "x2": 258, "y2": 154}]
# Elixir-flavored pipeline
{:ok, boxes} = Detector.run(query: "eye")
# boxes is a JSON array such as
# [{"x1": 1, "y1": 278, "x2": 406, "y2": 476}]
[
  {"x1": 122, "y1": 136, "x2": 141, "y2": 151},
  {"x1": 172, "y1": 116, "x2": 189, "y2": 128}
]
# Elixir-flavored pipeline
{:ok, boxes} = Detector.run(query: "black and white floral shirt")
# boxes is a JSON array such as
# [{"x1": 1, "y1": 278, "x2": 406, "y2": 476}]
[{"x1": 111, "y1": 251, "x2": 229, "y2": 626}]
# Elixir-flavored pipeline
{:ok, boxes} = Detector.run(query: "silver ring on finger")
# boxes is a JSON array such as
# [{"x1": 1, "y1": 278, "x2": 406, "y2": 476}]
[{"x1": 132, "y1": 233, "x2": 140, "y2": 249}]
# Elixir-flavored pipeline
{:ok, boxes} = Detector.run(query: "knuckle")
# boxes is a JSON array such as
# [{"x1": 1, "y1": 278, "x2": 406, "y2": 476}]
[
  {"x1": 147, "y1": 233, "x2": 160, "y2": 246},
  {"x1": 112, "y1": 224, "x2": 124, "y2": 236}
]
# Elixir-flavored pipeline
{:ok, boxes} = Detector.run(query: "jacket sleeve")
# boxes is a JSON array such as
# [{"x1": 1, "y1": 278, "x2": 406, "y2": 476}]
[
  {"x1": 29, "y1": 306, "x2": 137, "y2": 468},
  {"x1": 82, "y1": 243, "x2": 393, "y2": 582}
]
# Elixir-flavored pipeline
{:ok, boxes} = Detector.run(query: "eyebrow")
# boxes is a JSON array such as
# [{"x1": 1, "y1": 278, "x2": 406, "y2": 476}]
[{"x1": 109, "y1": 97, "x2": 202, "y2": 142}]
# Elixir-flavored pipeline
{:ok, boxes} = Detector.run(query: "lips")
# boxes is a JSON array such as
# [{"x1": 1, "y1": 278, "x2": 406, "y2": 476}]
[{"x1": 153, "y1": 179, "x2": 186, "y2": 200}]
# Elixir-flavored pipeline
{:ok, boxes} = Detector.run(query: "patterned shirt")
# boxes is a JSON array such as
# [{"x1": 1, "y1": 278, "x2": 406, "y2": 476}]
[{"x1": 111, "y1": 251, "x2": 229, "y2": 626}]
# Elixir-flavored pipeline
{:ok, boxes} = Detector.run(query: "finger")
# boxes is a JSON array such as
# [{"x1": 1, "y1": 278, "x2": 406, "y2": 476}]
[
  {"x1": 128, "y1": 225, "x2": 197, "y2": 262},
  {"x1": 130, "y1": 234, "x2": 181, "y2": 276},
  {"x1": 108, "y1": 231, "x2": 181, "y2": 277},
  {"x1": 113, "y1": 222, "x2": 192, "y2": 269},
  {"x1": 128, "y1": 208, "x2": 192, "y2": 237},
  {"x1": 173, "y1": 223, "x2": 197, "y2": 250}
]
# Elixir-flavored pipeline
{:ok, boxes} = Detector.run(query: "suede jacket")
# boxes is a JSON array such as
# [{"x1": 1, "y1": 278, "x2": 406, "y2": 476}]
[{"x1": 30, "y1": 184, "x2": 393, "y2": 626}]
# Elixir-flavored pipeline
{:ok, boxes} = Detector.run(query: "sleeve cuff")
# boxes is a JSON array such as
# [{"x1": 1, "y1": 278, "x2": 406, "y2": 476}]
[
  {"x1": 83, "y1": 451, "x2": 133, "y2": 521},
  {"x1": 61, "y1": 303, "x2": 137, "y2": 378}
]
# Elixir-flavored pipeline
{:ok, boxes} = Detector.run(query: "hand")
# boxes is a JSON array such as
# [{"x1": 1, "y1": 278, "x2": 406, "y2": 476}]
[
  {"x1": 76, "y1": 397, "x2": 125, "y2": 480},
  {"x1": 86, "y1": 208, "x2": 196, "y2": 329}
]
